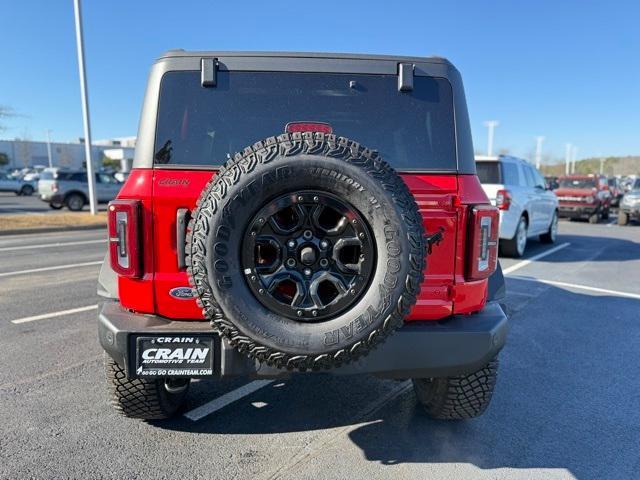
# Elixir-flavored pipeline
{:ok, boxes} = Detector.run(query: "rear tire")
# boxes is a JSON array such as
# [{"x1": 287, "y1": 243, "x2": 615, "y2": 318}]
[
  {"x1": 501, "y1": 216, "x2": 527, "y2": 257},
  {"x1": 49, "y1": 201, "x2": 63, "y2": 210},
  {"x1": 20, "y1": 185, "x2": 34, "y2": 196},
  {"x1": 412, "y1": 357, "x2": 499, "y2": 420},
  {"x1": 104, "y1": 354, "x2": 189, "y2": 420},
  {"x1": 540, "y1": 211, "x2": 558, "y2": 244},
  {"x1": 65, "y1": 193, "x2": 85, "y2": 211},
  {"x1": 618, "y1": 211, "x2": 629, "y2": 226}
]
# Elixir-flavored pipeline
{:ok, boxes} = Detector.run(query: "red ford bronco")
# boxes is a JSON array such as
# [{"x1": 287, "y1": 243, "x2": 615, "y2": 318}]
[
  {"x1": 555, "y1": 174, "x2": 612, "y2": 223},
  {"x1": 98, "y1": 51, "x2": 508, "y2": 420}
]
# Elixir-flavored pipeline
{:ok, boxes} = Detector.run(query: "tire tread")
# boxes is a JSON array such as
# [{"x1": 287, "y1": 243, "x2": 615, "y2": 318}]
[
  {"x1": 413, "y1": 357, "x2": 499, "y2": 420},
  {"x1": 104, "y1": 355, "x2": 186, "y2": 420}
]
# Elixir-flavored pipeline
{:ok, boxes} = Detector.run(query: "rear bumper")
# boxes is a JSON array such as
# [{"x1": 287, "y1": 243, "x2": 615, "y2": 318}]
[
  {"x1": 498, "y1": 208, "x2": 520, "y2": 240},
  {"x1": 98, "y1": 300, "x2": 508, "y2": 380},
  {"x1": 40, "y1": 192, "x2": 59, "y2": 202}
]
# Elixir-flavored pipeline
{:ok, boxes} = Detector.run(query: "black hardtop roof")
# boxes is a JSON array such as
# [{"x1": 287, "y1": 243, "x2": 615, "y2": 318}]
[
  {"x1": 133, "y1": 49, "x2": 476, "y2": 173},
  {"x1": 158, "y1": 49, "x2": 452, "y2": 65}
]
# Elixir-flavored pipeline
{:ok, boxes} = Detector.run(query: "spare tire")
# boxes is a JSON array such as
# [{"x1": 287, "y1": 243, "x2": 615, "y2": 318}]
[{"x1": 187, "y1": 132, "x2": 426, "y2": 371}]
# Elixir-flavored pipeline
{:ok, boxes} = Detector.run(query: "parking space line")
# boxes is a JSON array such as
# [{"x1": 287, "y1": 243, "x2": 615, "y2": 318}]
[
  {"x1": 0, "y1": 239, "x2": 106, "y2": 252},
  {"x1": 184, "y1": 380, "x2": 275, "y2": 421},
  {"x1": 0, "y1": 260, "x2": 103, "y2": 278},
  {"x1": 509, "y1": 276, "x2": 640, "y2": 300},
  {"x1": 502, "y1": 242, "x2": 570, "y2": 275},
  {"x1": 10, "y1": 305, "x2": 99, "y2": 324}
]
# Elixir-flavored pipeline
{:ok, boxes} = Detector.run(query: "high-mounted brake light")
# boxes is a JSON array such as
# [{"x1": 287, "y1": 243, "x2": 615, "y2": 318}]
[
  {"x1": 108, "y1": 199, "x2": 141, "y2": 278},
  {"x1": 466, "y1": 205, "x2": 499, "y2": 281},
  {"x1": 285, "y1": 122, "x2": 333, "y2": 134},
  {"x1": 495, "y1": 189, "x2": 511, "y2": 210}
]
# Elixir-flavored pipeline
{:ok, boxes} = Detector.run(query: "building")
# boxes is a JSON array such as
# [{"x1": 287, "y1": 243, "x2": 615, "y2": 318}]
[{"x1": 0, "y1": 136, "x2": 135, "y2": 172}]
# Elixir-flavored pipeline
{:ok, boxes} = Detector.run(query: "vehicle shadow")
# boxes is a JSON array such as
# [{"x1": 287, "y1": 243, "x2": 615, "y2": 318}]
[{"x1": 159, "y1": 280, "x2": 640, "y2": 479}]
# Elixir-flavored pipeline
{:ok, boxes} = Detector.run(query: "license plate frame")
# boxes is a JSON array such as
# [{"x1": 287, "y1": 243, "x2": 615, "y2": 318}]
[{"x1": 134, "y1": 335, "x2": 215, "y2": 378}]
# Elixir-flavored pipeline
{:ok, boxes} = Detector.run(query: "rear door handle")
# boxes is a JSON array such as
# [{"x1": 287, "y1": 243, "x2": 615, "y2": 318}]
[{"x1": 176, "y1": 208, "x2": 190, "y2": 270}]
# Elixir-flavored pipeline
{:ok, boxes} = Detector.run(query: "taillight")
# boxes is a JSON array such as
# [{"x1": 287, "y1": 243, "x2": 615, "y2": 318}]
[
  {"x1": 495, "y1": 189, "x2": 511, "y2": 210},
  {"x1": 52, "y1": 182, "x2": 58, "y2": 193},
  {"x1": 466, "y1": 205, "x2": 499, "y2": 281},
  {"x1": 108, "y1": 199, "x2": 141, "y2": 278}
]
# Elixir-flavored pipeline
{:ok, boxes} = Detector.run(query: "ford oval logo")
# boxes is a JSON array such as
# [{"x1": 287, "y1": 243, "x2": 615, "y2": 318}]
[{"x1": 169, "y1": 287, "x2": 194, "y2": 300}]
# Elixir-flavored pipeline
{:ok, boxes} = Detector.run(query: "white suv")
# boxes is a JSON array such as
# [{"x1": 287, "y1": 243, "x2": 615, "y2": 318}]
[{"x1": 476, "y1": 155, "x2": 558, "y2": 257}]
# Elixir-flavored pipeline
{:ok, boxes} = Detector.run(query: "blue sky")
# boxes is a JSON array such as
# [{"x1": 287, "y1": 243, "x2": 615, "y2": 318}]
[{"x1": 1, "y1": 0, "x2": 638, "y2": 162}]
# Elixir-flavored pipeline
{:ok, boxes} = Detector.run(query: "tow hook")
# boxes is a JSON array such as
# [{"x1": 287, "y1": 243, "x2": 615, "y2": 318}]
[{"x1": 426, "y1": 227, "x2": 445, "y2": 255}]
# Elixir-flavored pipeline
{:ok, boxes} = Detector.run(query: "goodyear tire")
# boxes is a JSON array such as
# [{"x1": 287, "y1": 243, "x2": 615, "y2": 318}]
[
  {"x1": 413, "y1": 356, "x2": 499, "y2": 420},
  {"x1": 187, "y1": 133, "x2": 426, "y2": 371},
  {"x1": 104, "y1": 354, "x2": 189, "y2": 420}
]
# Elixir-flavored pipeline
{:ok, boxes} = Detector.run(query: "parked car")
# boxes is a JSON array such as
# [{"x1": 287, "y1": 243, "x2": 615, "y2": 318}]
[
  {"x1": 97, "y1": 50, "x2": 508, "y2": 421},
  {"x1": 555, "y1": 175, "x2": 611, "y2": 223},
  {"x1": 0, "y1": 170, "x2": 37, "y2": 195},
  {"x1": 22, "y1": 165, "x2": 47, "y2": 182},
  {"x1": 622, "y1": 175, "x2": 638, "y2": 193},
  {"x1": 38, "y1": 170, "x2": 122, "y2": 211},
  {"x1": 475, "y1": 155, "x2": 558, "y2": 257},
  {"x1": 618, "y1": 178, "x2": 640, "y2": 225},
  {"x1": 607, "y1": 177, "x2": 624, "y2": 207}
]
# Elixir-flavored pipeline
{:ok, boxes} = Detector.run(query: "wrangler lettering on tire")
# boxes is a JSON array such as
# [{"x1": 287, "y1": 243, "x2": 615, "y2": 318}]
[{"x1": 186, "y1": 132, "x2": 426, "y2": 371}]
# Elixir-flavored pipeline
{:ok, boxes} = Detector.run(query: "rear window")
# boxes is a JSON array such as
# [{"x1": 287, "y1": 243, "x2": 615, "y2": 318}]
[
  {"x1": 153, "y1": 71, "x2": 456, "y2": 170},
  {"x1": 559, "y1": 178, "x2": 596, "y2": 189},
  {"x1": 476, "y1": 162, "x2": 501, "y2": 184},
  {"x1": 58, "y1": 172, "x2": 87, "y2": 182}
]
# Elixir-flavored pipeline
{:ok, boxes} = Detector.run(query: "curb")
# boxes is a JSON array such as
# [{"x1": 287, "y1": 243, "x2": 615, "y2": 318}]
[{"x1": 0, "y1": 224, "x2": 106, "y2": 237}]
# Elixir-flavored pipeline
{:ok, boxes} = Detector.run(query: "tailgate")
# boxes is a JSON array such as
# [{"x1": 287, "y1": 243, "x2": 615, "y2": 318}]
[{"x1": 152, "y1": 170, "x2": 458, "y2": 321}]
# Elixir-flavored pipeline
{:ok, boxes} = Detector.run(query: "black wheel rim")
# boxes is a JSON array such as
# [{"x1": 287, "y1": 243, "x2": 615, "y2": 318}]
[{"x1": 241, "y1": 190, "x2": 376, "y2": 322}]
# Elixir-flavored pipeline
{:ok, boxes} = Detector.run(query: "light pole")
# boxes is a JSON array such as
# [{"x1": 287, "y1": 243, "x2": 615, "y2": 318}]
[
  {"x1": 45, "y1": 129, "x2": 53, "y2": 168},
  {"x1": 600, "y1": 157, "x2": 605, "y2": 174},
  {"x1": 565, "y1": 143, "x2": 572, "y2": 175},
  {"x1": 534, "y1": 136, "x2": 545, "y2": 170},
  {"x1": 571, "y1": 145, "x2": 578, "y2": 174},
  {"x1": 483, "y1": 120, "x2": 499, "y2": 156},
  {"x1": 73, "y1": 0, "x2": 97, "y2": 215}
]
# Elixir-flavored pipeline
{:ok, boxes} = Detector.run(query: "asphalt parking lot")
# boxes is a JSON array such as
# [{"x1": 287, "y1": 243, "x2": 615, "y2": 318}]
[
  {"x1": 0, "y1": 191, "x2": 52, "y2": 214},
  {"x1": 0, "y1": 192, "x2": 107, "y2": 214},
  {"x1": 1, "y1": 217, "x2": 639, "y2": 479}
]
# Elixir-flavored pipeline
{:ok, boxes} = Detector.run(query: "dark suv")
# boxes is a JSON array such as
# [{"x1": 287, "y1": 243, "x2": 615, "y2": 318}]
[{"x1": 98, "y1": 51, "x2": 508, "y2": 420}]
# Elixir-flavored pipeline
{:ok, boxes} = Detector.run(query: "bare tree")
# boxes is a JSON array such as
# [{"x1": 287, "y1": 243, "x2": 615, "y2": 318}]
[{"x1": 0, "y1": 105, "x2": 15, "y2": 132}]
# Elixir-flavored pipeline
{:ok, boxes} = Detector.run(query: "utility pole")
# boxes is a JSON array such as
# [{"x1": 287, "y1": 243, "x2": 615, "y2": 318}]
[
  {"x1": 534, "y1": 136, "x2": 545, "y2": 170},
  {"x1": 571, "y1": 146, "x2": 578, "y2": 174},
  {"x1": 600, "y1": 157, "x2": 605, "y2": 174},
  {"x1": 73, "y1": 0, "x2": 97, "y2": 215},
  {"x1": 565, "y1": 143, "x2": 572, "y2": 175},
  {"x1": 483, "y1": 120, "x2": 499, "y2": 156},
  {"x1": 45, "y1": 129, "x2": 53, "y2": 168}
]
